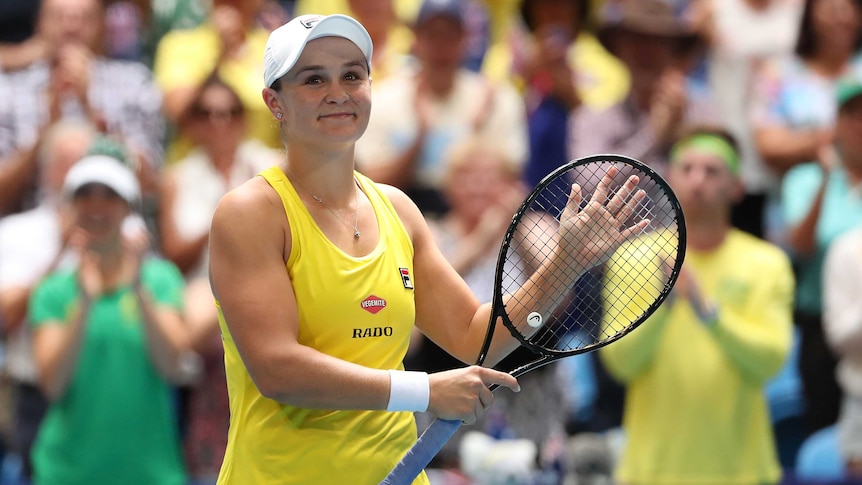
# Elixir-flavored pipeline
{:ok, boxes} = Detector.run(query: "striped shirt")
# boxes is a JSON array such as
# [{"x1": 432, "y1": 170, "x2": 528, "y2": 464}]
[{"x1": 0, "y1": 58, "x2": 164, "y2": 211}]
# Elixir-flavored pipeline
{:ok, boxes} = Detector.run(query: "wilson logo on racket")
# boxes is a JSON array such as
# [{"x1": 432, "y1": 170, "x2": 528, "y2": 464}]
[{"x1": 360, "y1": 295, "x2": 387, "y2": 314}]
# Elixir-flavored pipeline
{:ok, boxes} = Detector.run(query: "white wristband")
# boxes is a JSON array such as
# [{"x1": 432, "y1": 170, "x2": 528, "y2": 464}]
[{"x1": 386, "y1": 370, "x2": 430, "y2": 412}]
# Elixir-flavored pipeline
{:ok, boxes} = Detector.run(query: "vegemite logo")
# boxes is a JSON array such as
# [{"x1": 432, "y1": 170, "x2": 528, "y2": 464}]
[
  {"x1": 360, "y1": 295, "x2": 387, "y2": 314},
  {"x1": 399, "y1": 267, "x2": 414, "y2": 289},
  {"x1": 300, "y1": 15, "x2": 322, "y2": 29}
]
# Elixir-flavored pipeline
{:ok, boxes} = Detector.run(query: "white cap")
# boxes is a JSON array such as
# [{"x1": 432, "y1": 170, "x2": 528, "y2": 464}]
[
  {"x1": 63, "y1": 155, "x2": 141, "y2": 205},
  {"x1": 263, "y1": 14, "x2": 374, "y2": 88}
]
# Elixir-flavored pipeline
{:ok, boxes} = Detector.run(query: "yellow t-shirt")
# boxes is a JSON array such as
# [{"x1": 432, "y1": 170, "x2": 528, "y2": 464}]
[
  {"x1": 216, "y1": 167, "x2": 429, "y2": 485},
  {"x1": 152, "y1": 23, "x2": 281, "y2": 164},
  {"x1": 600, "y1": 229, "x2": 793, "y2": 485}
]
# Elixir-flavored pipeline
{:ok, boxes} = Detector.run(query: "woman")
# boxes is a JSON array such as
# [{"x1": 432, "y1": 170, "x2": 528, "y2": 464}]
[
  {"x1": 208, "y1": 13, "x2": 643, "y2": 484},
  {"x1": 28, "y1": 154, "x2": 189, "y2": 485}
]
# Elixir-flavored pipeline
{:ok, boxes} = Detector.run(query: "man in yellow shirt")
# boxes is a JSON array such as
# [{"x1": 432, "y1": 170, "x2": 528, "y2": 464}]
[{"x1": 600, "y1": 127, "x2": 794, "y2": 485}]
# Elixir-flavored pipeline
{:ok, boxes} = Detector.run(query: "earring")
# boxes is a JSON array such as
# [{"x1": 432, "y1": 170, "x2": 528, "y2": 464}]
[{"x1": 276, "y1": 112, "x2": 283, "y2": 120}]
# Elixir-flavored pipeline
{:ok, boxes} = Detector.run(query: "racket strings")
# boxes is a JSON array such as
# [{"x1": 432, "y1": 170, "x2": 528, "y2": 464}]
[{"x1": 499, "y1": 160, "x2": 683, "y2": 354}]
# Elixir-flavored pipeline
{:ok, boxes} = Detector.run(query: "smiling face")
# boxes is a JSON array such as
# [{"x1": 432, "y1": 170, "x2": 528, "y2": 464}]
[
  {"x1": 263, "y1": 36, "x2": 372, "y2": 150},
  {"x1": 72, "y1": 183, "x2": 130, "y2": 251},
  {"x1": 188, "y1": 82, "x2": 246, "y2": 152}
]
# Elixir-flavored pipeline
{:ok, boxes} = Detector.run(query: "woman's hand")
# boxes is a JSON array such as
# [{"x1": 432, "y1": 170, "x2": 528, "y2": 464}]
[
  {"x1": 558, "y1": 165, "x2": 649, "y2": 274},
  {"x1": 121, "y1": 227, "x2": 150, "y2": 289},
  {"x1": 427, "y1": 366, "x2": 520, "y2": 424}
]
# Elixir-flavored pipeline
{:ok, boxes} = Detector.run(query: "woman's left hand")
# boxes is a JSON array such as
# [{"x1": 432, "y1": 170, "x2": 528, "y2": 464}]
[{"x1": 558, "y1": 165, "x2": 649, "y2": 274}]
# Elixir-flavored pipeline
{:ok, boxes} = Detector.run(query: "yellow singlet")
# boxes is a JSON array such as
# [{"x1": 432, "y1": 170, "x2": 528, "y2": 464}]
[{"x1": 216, "y1": 167, "x2": 429, "y2": 485}]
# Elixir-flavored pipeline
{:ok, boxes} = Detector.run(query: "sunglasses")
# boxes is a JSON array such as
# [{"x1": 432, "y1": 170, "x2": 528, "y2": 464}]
[{"x1": 190, "y1": 105, "x2": 244, "y2": 122}]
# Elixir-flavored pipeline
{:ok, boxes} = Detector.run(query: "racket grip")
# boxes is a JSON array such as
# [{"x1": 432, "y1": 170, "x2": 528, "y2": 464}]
[{"x1": 379, "y1": 418, "x2": 462, "y2": 485}]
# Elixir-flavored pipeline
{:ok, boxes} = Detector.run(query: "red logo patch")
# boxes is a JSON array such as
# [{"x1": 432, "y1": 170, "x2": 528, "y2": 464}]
[{"x1": 360, "y1": 295, "x2": 387, "y2": 314}]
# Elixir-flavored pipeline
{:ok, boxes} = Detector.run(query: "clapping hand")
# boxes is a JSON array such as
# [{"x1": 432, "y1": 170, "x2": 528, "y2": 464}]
[{"x1": 558, "y1": 165, "x2": 650, "y2": 275}]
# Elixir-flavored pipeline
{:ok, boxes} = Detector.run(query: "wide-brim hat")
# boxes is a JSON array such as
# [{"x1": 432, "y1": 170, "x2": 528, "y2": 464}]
[{"x1": 596, "y1": 0, "x2": 702, "y2": 55}]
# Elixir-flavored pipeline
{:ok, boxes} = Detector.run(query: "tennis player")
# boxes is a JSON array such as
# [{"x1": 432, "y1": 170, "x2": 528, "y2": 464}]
[{"x1": 208, "y1": 13, "x2": 638, "y2": 485}]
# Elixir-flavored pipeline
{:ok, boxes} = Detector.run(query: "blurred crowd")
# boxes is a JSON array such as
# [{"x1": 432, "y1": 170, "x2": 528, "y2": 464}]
[{"x1": 1, "y1": 0, "x2": 862, "y2": 484}]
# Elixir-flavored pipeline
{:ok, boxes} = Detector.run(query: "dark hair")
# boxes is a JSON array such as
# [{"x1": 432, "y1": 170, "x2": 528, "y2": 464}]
[
  {"x1": 186, "y1": 74, "x2": 245, "y2": 121},
  {"x1": 795, "y1": 0, "x2": 862, "y2": 59},
  {"x1": 519, "y1": 0, "x2": 592, "y2": 35}
]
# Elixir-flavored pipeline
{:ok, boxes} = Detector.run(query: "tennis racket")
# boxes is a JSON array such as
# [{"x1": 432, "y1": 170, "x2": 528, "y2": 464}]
[{"x1": 380, "y1": 153, "x2": 686, "y2": 485}]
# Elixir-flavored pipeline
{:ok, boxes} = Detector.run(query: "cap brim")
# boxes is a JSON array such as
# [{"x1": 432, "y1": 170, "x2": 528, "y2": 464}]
[{"x1": 63, "y1": 155, "x2": 141, "y2": 205}]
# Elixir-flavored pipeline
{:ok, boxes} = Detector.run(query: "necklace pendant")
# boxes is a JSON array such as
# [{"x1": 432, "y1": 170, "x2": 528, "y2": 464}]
[{"x1": 354, "y1": 229, "x2": 361, "y2": 239}]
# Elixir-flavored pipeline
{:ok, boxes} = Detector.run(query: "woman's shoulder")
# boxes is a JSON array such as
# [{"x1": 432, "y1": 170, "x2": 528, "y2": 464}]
[
  {"x1": 370, "y1": 180, "x2": 414, "y2": 211},
  {"x1": 365, "y1": 179, "x2": 424, "y2": 238},
  {"x1": 212, "y1": 175, "x2": 285, "y2": 230}
]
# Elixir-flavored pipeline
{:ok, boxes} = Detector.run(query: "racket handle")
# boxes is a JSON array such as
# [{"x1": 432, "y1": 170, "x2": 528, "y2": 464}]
[{"x1": 379, "y1": 418, "x2": 462, "y2": 485}]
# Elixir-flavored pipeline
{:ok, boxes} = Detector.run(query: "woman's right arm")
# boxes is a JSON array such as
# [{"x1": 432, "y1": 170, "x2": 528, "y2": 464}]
[{"x1": 208, "y1": 179, "x2": 393, "y2": 410}]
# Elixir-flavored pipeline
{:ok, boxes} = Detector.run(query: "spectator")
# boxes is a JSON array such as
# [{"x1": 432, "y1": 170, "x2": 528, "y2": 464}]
[
  {"x1": 159, "y1": 74, "x2": 279, "y2": 282},
  {"x1": 339, "y1": 0, "x2": 416, "y2": 81},
  {"x1": 688, "y1": 0, "x2": 803, "y2": 238},
  {"x1": 0, "y1": 0, "x2": 165, "y2": 217},
  {"x1": 28, "y1": 154, "x2": 189, "y2": 485},
  {"x1": 355, "y1": 0, "x2": 529, "y2": 216},
  {"x1": 0, "y1": 120, "x2": 97, "y2": 484},
  {"x1": 157, "y1": 74, "x2": 278, "y2": 485},
  {"x1": 599, "y1": 126, "x2": 794, "y2": 485},
  {"x1": 782, "y1": 71, "x2": 862, "y2": 436},
  {"x1": 752, "y1": 0, "x2": 862, "y2": 182},
  {"x1": 569, "y1": 0, "x2": 715, "y2": 177},
  {"x1": 152, "y1": 0, "x2": 287, "y2": 164},
  {"x1": 514, "y1": 0, "x2": 630, "y2": 192}
]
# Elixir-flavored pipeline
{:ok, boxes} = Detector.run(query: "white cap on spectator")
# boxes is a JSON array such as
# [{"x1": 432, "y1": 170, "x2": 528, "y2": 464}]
[
  {"x1": 263, "y1": 14, "x2": 373, "y2": 88},
  {"x1": 63, "y1": 155, "x2": 141, "y2": 206}
]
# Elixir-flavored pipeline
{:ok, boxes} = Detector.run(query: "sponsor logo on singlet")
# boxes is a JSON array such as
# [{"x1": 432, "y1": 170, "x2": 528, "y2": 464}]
[
  {"x1": 360, "y1": 295, "x2": 387, "y2": 314},
  {"x1": 352, "y1": 327, "x2": 394, "y2": 338},
  {"x1": 354, "y1": 295, "x2": 392, "y2": 338},
  {"x1": 399, "y1": 267, "x2": 414, "y2": 289}
]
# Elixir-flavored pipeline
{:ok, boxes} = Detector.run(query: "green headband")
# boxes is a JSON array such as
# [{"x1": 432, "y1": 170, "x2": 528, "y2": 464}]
[{"x1": 670, "y1": 133, "x2": 740, "y2": 175}]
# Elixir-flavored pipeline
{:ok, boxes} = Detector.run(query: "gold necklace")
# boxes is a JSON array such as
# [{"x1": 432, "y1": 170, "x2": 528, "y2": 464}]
[{"x1": 286, "y1": 169, "x2": 361, "y2": 239}]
